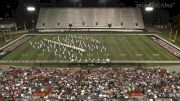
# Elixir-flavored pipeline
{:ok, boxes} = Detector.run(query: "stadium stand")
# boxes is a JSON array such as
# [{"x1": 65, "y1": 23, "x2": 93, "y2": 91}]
[
  {"x1": 3, "y1": 36, "x2": 32, "y2": 52},
  {"x1": 36, "y1": 8, "x2": 144, "y2": 32},
  {"x1": 0, "y1": 67, "x2": 179, "y2": 100},
  {"x1": 151, "y1": 37, "x2": 180, "y2": 58}
]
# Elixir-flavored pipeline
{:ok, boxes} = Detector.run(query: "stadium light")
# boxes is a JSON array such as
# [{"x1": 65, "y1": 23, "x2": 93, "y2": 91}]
[
  {"x1": 26, "y1": 6, "x2": 36, "y2": 30},
  {"x1": 26, "y1": 6, "x2": 36, "y2": 12},
  {"x1": 145, "y1": 6, "x2": 154, "y2": 11}
]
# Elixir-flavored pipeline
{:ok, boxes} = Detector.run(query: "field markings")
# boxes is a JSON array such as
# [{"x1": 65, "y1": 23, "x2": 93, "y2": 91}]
[
  {"x1": 1, "y1": 34, "x2": 179, "y2": 62},
  {"x1": 0, "y1": 34, "x2": 27, "y2": 50},
  {"x1": 24, "y1": 36, "x2": 43, "y2": 60},
  {"x1": 21, "y1": 54, "x2": 29, "y2": 56},
  {"x1": 136, "y1": 36, "x2": 157, "y2": 60},
  {"x1": 119, "y1": 37, "x2": 134, "y2": 60},
  {"x1": 20, "y1": 36, "x2": 47, "y2": 61},
  {"x1": 152, "y1": 54, "x2": 160, "y2": 57},
  {"x1": 149, "y1": 35, "x2": 180, "y2": 60},
  {"x1": 142, "y1": 36, "x2": 172, "y2": 61},
  {"x1": 136, "y1": 54, "x2": 144, "y2": 57},
  {"x1": 0, "y1": 60, "x2": 180, "y2": 64},
  {"x1": 127, "y1": 36, "x2": 144, "y2": 60},
  {"x1": 135, "y1": 36, "x2": 150, "y2": 60},
  {"x1": 102, "y1": 36, "x2": 116, "y2": 60},
  {"x1": 16, "y1": 45, "x2": 31, "y2": 60},
  {"x1": 155, "y1": 35, "x2": 180, "y2": 51},
  {"x1": 116, "y1": 37, "x2": 129, "y2": 60},
  {"x1": 112, "y1": 37, "x2": 125, "y2": 60},
  {"x1": 119, "y1": 54, "x2": 127, "y2": 56},
  {"x1": 27, "y1": 33, "x2": 156, "y2": 36},
  {"x1": 121, "y1": 37, "x2": 134, "y2": 60},
  {"x1": 138, "y1": 36, "x2": 157, "y2": 60},
  {"x1": 146, "y1": 36, "x2": 177, "y2": 60},
  {"x1": 3, "y1": 39, "x2": 32, "y2": 60},
  {"x1": 129, "y1": 36, "x2": 147, "y2": 60}
]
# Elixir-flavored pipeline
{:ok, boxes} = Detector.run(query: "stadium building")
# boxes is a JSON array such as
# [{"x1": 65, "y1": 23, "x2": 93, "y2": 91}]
[
  {"x1": 0, "y1": 0, "x2": 179, "y2": 100},
  {"x1": 36, "y1": 8, "x2": 144, "y2": 32}
]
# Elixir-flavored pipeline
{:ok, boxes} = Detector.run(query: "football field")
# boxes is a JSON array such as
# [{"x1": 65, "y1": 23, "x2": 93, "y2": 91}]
[{"x1": 1, "y1": 34, "x2": 179, "y2": 63}]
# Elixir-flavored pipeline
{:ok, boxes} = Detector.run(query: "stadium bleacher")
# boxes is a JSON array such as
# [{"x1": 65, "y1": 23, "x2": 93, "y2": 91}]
[
  {"x1": 0, "y1": 0, "x2": 180, "y2": 101},
  {"x1": 36, "y1": 8, "x2": 144, "y2": 31},
  {"x1": 0, "y1": 67, "x2": 179, "y2": 100}
]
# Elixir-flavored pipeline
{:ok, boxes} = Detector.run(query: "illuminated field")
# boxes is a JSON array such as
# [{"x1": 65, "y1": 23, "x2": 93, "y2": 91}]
[{"x1": 1, "y1": 34, "x2": 179, "y2": 63}]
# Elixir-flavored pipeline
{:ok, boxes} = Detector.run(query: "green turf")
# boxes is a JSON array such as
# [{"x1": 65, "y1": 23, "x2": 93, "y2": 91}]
[
  {"x1": 1, "y1": 34, "x2": 179, "y2": 62},
  {"x1": 0, "y1": 33, "x2": 25, "y2": 48},
  {"x1": 157, "y1": 29, "x2": 180, "y2": 47}
]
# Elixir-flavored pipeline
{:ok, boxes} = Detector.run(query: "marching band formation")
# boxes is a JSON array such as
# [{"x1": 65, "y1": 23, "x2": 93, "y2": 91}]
[{"x1": 29, "y1": 35, "x2": 110, "y2": 62}]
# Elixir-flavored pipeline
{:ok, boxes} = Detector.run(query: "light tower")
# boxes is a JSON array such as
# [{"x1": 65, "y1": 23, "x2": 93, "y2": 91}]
[
  {"x1": 145, "y1": 3, "x2": 154, "y2": 12},
  {"x1": 26, "y1": 6, "x2": 36, "y2": 30}
]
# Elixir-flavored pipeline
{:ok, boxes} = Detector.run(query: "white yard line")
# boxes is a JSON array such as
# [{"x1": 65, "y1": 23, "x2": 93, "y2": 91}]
[
  {"x1": 0, "y1": 60, "x2": 180, "y2": 64},
  {"x1": 155, "y1": 35, "x2": 180, "y2": 51},
  {"x1": 28, "y1": 33, "x2": 156, "y2": 36},
  {"x1": 0, "y1": 34, "x2": 27, "y2": 50},
  {"x1": 1, "y1": 33, "x2": 179, "y2": 64}
]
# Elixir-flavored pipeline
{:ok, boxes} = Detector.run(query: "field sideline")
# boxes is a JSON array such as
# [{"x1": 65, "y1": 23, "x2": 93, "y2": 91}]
[{"x1": 0, "y1": 33, "x2": 180, "y2": 64}]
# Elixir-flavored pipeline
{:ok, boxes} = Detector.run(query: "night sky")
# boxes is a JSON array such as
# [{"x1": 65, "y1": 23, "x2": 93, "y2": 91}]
[{"x1": 0, "y1": 0, "x2": 179, "y2": 18}]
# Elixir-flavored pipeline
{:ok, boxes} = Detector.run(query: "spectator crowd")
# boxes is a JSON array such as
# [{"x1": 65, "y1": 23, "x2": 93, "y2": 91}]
[
  {"x1": 3, "y1": 36, "x2": 32, "y2": 52},
  {"x1": 0, "y1": 67, "x2": 179, "y2": 101},
  {"x1": 152, "y1": 37, "x2": 180, "y2": 58}
]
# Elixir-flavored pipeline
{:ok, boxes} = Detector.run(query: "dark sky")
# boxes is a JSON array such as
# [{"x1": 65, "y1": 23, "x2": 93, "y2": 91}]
[{"x1": 0, "y1": 0, "x2": 179, "y2": 18}]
